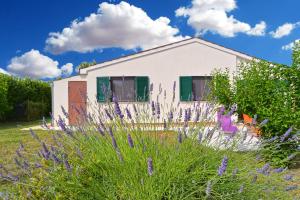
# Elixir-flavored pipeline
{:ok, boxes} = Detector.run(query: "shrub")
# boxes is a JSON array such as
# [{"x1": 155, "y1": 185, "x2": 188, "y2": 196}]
[
  {"x1": 0, "y1": 75, "x2": 51, "y2": 121},
  {"x1": 210, "y1": 59, "x2": 300, "y2": 167},
  {"x1": 1, "y1": 96, "x2": 298, "y2": 199}
]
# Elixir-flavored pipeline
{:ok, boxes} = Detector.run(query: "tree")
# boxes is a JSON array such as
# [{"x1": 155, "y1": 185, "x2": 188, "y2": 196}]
[
  {"x1": 76, "y1": 60, "x2": 97, "y2": 73},
  {"x1": 292, "y1": 40, "x2": 300, "y2": 67}
]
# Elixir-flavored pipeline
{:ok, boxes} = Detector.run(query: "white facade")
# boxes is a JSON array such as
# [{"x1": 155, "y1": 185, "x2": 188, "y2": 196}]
[{"x1": 52, "y1": 38, "x2": 253, "y2": 125}]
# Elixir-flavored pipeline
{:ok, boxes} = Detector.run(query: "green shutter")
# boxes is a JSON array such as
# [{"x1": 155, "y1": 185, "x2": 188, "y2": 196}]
[
  {"x1": 180, "y1": 76, "x2": 192, "y2": 101},
  {"x1": 135, "y1": 76, "x2": 149, "y2": 102},
  {"x1": 97, "y1": 77, "x2": 110, "y2": 102}
]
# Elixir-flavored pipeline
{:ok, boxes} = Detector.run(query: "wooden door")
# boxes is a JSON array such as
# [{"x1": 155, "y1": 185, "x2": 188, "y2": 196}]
[{"x1": 68, "y1": 81, "x2": 87, "y2": 126}]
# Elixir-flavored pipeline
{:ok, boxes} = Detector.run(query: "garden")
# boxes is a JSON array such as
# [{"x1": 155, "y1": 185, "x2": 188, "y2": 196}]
[{"x1": 0, "y1": 44, "x2": 299, "y2": 199}]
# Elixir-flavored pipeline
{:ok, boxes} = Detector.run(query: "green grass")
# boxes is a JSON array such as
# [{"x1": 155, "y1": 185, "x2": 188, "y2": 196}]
[{"x1": 0, "y1": 120, "x2": 53, "y2": 191}]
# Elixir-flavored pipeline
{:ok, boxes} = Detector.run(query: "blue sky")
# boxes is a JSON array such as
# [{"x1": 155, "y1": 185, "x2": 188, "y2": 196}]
[{"x1": 0, "y1": 0, "x2": 299, "y2": 79}]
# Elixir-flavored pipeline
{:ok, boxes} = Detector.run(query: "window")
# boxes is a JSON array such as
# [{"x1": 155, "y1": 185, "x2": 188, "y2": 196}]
[
  {"x1": 97, "y1": 76, "x2": 149, "y2": 102},
  {"x1": 111, "y1": 77, "x2": 135, "y2": 102},
  {"x1": 180, "y1": 76, "x2": 212, "y2": 101}
]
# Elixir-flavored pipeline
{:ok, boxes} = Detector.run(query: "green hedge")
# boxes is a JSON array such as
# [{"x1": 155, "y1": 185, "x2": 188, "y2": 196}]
[{"x1": 0, "y1": 74, "x2": 51, "y2": 121}]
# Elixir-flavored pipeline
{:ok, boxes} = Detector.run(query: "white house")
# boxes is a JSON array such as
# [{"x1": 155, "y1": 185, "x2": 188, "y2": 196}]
[{"x1": 52, "y1": 37, "x2": 253, "y2": 125}]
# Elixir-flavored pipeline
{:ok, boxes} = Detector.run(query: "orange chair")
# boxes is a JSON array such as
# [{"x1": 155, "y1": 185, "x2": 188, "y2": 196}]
[
  {"x1": 243, "y1": 114, "x2": 261, "y2": 137},
  {"x1": 243, "y1": 114, "x2": 252, "y2": 125}
]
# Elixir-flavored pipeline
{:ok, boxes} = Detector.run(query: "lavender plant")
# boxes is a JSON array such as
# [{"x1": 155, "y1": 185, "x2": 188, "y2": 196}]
[{"x1": 0, "y1": 87, "x2": 298, "y2": 199}]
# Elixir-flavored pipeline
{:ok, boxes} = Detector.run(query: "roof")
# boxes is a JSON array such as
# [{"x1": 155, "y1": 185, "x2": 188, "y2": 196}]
[{"x1": 54, "y1": 37, "x2": 258, "y2": 82}]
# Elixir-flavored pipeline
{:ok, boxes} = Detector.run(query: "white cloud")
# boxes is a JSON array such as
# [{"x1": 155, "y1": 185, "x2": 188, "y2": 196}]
[
  {"x1": 0, "y1": 68, "x2": 10, "y2": 76},
  {"x1": 45, "y1": 1, "x2": 188, "y2": 54},
  {"x1": 7, "y1": 49, "x2": 73, "y2": 79},
  {"x1": 270, "y1": 23, "x2": 298, "y2": 39},
  {"x1": 247, "y1": 21, "x2": 267, "y2": 36},
  {"x1": 175, "y1": 0, "x2": 266, "y2": 37},
  {"x1": 282, "y1": 39, "x2": 300, "y2": 51},
  {"x1": 61, "y1": 63, "x2": 73, "y2": 76}
]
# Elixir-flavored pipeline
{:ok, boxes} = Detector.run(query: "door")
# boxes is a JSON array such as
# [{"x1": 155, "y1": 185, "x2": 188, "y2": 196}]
[{"x1": 68, "y1": 81, "x2": 87, "y2": 126}]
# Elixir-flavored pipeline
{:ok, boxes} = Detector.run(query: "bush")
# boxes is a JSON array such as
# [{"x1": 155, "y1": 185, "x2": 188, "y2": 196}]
[
  {"x1": 210, "y1": 58, "x2": 300, "y2": 167},
  {"x1": 0, "y1": 75, "x2": 51, "y2": 121},
  {"x1": 1, "y1": 98, "x2": 298, "y2": 199}
]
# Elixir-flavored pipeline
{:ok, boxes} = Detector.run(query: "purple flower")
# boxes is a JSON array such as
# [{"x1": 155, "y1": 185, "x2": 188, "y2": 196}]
[
  {"x1": 151, "y1": 101, "x2": 156, "y2": 116},
  {"x1": 184, "y1": 109, "x2": 189, "y2": 123},
  {"x1": 127, "y1": 133, "x2": 134, "y2": 148},
  {"x1": 113, "y1": 96, "x2": 124, "y2": 119},
  {"x1": 97, "y1": 125, "x2": 105, "y2": 136},
  {"x1": 7, "y1": 173, "x2": 19, "y2": 182},
  {"x1": 198, "y1": 131, "x2": 203, "y2": 143},
  {"x1": 287, "y1": 154, "x2": 296, "y2": 161},
  {"x1": 187, "y1": 108, "x2": 191, "y2": 121},
  {"x1": 147, "y1": 157, "x2": 153, "y2": 176},
  {"x1": 194, "y1": 110, "x2": 200, "y2": 122},
  {"x1": 16, "y1": 149, "x2": 22, "y2": 158},
  {"x1": 150, "y1": 83, "x2": 153, "y2": 92},
  {"x1": 156, "y1": 102, "x2": 160, "y2": 119},
  {"x1": 133, "y1": 104, "x2": 138, "y2": 116},
  {"x1": 163, "y1": 119, "x2": 167, "y2": 130},
  {"x1": 218, "y1": 156, "x2": 228, "y2": 176},
  {"x1": 268, "y1": 136, "x2": 278, "y2": 142},
  {"x1": 238, "y1": 184, "x2": 244, "y2": 193},
  {"x1": 168, "y1": 111, "x2": 173, "y2": 122},
  {"x1": 34, "y1": 163, "x2": 42, "y2": 168},
  {"x1": 273, "y1": 167, "x2": 284, "y2": 173},
  {"x1": 125, "y1": 108, "x2": 132, "y2": 120},
  {"x1": 284, "y1": 174, "x2": 293, "y2": 181},
  {"x1": 285, "y1": 185, "x2": 298, "y2": 191},
  {"x1": 228, "y1": 104, "x2": 237, "y2": 116},
  {"x1": 30, "y1": 129, "x2": 41, "y2": 142},
  {"x1": 14, "y1": 158, "x2": 22, "y2": 168},
  {"x1": 251, "y1": 174, "x2": 258, "y2": 183},
  {"x1": 257, "y1": 163, "x2": 270, "y2": 175},
  {"x1": 61, "y1": 106, "x2": 69, "y2": 118},
  {"x1": 109, "y1": 127, "x2": 118, "y2": 149},
  {"x1": 178, "y1": 108, "x2": 182, "y2": 120},
  {"x1": 52, "y1": 154, "x2": 61, "y2": 164},
  {"x1": 281, "y1": 127, "x2": 292, "y2": 142},
  {"x1": 205, "y1": 180, "x2": 212, "y2": 197},
  {"x1": 178, "y1": 131, "x2": 182, "y2": 144},
  {"x1": 259, "y1": 119, "x2": 269, "y2": 127},
  {"x1": 64, "y1": 159, "x2": 72, "y2": 173},
  {"x1": 105, "y1": 109, "x2": 113, "y2": 120}
]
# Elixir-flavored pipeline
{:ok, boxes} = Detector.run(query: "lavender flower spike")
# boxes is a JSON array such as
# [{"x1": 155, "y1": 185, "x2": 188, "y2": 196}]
[
  {"x1": 64, "y1": 159, "x2": 72, "y2": 173},
  {"x1": 151, "y1": 101, "x2": 156, "y2": 116},
  {"x1": 113, "y1": 96, "x2": 124, "y2": 119},
  {"x1": 285, "y1": 185, "x2": 298, "y2": 191},
  {"x1": 259, "y1": 119, "x2": 269, "y2": 127},
  {"x1": 125, "y1": 108, "x2": 132, "y2": 120},
  {"x1": 178, "y1": 131, "x2": 182, "y2": 144},
  {"x1": 127, "y1": 133, "x2": 134, "y2": 148},
  {"x1": 205, "y1": 180, "x2": 212, "y2": 197},
  {"x1": 281, "y1": 127, "x2": 292, "y2": 142},
  {"x1": 147, "y1": 157, "x2": 153, "y2": 176},
  {"x1": 218, "y1": 156, "x2": 228, "y2": 176}
]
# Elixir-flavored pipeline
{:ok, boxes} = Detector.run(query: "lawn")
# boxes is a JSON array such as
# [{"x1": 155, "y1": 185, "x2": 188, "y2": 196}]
[
  {"x1": 0, "y1": 120, "x2": 54, "y2": 191},
  {"x1": 0, "y1": 120, "x2": 299, "y2": 199}
]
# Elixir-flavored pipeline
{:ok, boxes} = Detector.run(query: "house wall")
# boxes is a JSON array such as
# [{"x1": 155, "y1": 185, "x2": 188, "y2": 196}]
[{"x1": 52, "y1": 41, "x2": 251, "y2": 125}]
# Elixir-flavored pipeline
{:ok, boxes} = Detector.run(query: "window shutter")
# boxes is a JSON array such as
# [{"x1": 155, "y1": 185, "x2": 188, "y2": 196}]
[
  {"x1": 180, "y1": 76, "x2": 192, "y2": 101},
  {"x1": 135, "y1": 76, "x2": 149, "y2": 102},
  {"x1": 97, "y1": 77, "x2": 110, "y2": 102}
]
